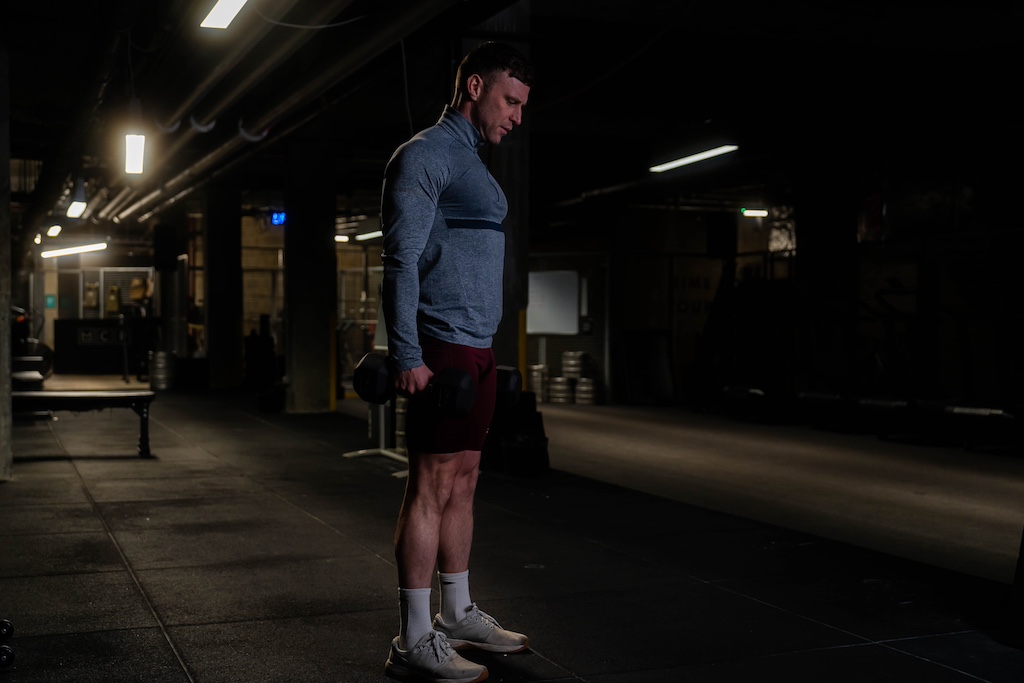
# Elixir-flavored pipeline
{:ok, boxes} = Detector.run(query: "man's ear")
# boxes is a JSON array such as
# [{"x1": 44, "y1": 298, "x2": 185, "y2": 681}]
[{"x1": 465, "y1": 73, "x2": 484, "y2": 101}]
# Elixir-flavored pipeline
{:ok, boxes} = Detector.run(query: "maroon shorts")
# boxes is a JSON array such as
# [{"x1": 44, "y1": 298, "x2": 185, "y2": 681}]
[{"x1": 405, "y1": 335, "x2": 496, "y2": 454}]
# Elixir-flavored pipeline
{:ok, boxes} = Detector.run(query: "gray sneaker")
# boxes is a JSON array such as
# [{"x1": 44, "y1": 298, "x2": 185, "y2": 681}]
[
  {"x1": 384, "y1": 630, "x2": 488, "y2": 683},
  {"x1": 433, "y1": 603, "x2": 529, "y2": 653}
]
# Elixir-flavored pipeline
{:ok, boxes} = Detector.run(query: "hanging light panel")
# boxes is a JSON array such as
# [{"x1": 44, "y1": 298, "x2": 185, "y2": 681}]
[
  {"x1": 125, "y1": 97, "x2": 145, "y2": 174},
  {"x1": 66, "y1": 177, "x2": 87, "y2": 217},
  {"x1": 125, "y1": 134, "x2": 146, "y2": 174}
]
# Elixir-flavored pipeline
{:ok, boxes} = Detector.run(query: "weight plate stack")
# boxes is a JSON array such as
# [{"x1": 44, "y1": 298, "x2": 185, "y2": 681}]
[
  {"x1": 575, "y1": 377, "x2": 595, "y2": 405},
  {"x1": 528, "y1": 364, "x2": 548, "y2": 402},
  {"x1": 548, "y1": 376, "x2": 573, "y2": 404}
]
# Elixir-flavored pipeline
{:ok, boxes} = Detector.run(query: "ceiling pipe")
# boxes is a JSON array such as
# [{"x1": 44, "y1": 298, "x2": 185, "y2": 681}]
[
  {"x1": 155, "y1": 0, "x2": 349, "y2": 161},
  {"x1": 115, "y1": 0, "x2": 357, "y2": 223},
  {"x1": 115, "y1": 0, "x2": 463, "y2": 223},
  {"x1": 156, "y1": 0, "x2": 308, "y2": 133},
  {"x1": 95, "y1": 185, "x2": 135, "y2": 220},
  {"x1": 242, "y1": 0, "x2": 462, "y2": 146},
  {"x1": 137, "y1": 73, "x2": 380, "y2": 223},
  {"x1": 187, "y1": 0, "x2": 359, "y2": 131},
  {"x1": 79, "y1": 186, "x2": 108, "y2": 222},
  {"x1": 20, "y1": 8, "x2": 127, "y2": 238}
]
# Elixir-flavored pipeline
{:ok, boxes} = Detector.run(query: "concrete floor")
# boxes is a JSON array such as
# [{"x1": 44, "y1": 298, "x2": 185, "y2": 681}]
[
  {"x1": 537, "y1": 402, "x2": 1024, "y2": 584},
  {"x1": 2, "y1": 379, "x2": 1024, "y2": 682}
]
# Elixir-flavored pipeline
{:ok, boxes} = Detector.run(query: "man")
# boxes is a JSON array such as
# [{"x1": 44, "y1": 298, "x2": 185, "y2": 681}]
[{"x1": 380, "y1": 42, "x2": 534, "y2": 683}]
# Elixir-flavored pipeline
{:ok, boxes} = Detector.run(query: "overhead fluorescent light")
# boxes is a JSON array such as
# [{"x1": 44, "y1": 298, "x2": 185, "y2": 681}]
[
  {"x1": 334, "y1": 235, "x2": 350, "y2": 243},
  {"x1": 125, "y1": 98, "x2": 146, "y2": 174},
  {"x1": 125, "y1": 134, "x2": 146, "y2": 174},
  {"x1": 649, "y1": 145, "x2": 739, "y2": 173},
  {"x1": 201, "y1": 0, "x2": 249, "y2": 29},
  {"x1": 66, "y1": 177, "x2": 87, "y2": 217},
  {"x1": 46, "y1": 225, "x2": 62, "y2": 237},
  {"x1": 354, "y1": 230, "x2": 383, "y2": 241},
  {"x1": 41, "y1": 242, "x2": 108, "y2": 259},
  {"x1": 740, "y1": 208, "x2": 768, "y2": 218},
  {"x1": 66, "y1": 201, "x2": 86, "y2": 218}
]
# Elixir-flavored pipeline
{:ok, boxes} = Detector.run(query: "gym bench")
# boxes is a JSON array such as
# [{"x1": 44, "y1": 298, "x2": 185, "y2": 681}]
[{"x1": 11, "y1": 390, "x2": 157, "y2": 457}]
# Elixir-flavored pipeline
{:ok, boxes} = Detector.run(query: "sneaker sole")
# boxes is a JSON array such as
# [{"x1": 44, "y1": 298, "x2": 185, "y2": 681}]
[
  {"x1": 385, "y1": 660, "x2": 489, "y2": 683},
  {"x1": 445, "y1": 638, "x2": 528, "y2": 654}
]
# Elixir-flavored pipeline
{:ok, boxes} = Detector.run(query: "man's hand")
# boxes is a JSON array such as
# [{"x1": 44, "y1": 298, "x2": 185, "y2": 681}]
[{"x1": 395, "y1": 364, "x2": 433, "y2": 396}]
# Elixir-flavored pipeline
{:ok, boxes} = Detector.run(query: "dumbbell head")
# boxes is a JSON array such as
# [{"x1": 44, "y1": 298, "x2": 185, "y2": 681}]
[
  {"x1": 433, "y1": 367, "x2": 476, "y2": 418},
  {"x1": 353, "y1": 352, "x2": 394, "y2": 404}
]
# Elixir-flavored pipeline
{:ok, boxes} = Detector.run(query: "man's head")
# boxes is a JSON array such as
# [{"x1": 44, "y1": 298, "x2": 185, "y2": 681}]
[{"x1": 451, "y1": 41, "x2": 535, "y2": 146}]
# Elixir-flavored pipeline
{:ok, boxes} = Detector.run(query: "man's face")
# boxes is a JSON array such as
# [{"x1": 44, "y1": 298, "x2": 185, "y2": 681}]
[{"x1": 472, "y1": 71, "x2": 530, "y2": 146}]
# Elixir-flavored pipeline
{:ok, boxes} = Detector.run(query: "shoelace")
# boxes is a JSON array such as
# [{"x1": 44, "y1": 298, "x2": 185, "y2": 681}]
[
  {"x1": 415, "y1": 631, "x2": 454, "y2": 662},
  {"x1": 465, "y1": 603, "x2": 501, "y2": 630}
]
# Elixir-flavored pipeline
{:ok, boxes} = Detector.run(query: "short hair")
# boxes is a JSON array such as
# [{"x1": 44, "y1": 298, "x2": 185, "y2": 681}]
[{"x1": 453, "y1": 41, "x2": 535, "y2": 101}]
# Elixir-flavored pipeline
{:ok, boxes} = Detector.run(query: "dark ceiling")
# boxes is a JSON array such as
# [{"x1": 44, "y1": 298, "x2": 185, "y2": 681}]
[{"x1": 4, "y1": 0, "x2": 1019, "y2": 253}]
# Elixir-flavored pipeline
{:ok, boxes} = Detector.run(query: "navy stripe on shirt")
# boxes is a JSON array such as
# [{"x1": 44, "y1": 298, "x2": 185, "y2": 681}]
[{"x1": 445, "y1": 218, "x2": 504, "y2": 232}]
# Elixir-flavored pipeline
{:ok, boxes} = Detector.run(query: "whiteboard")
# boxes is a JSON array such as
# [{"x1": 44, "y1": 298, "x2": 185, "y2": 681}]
[{"x1": 527, "y1": 270, "x2": 578, "y2": 335}]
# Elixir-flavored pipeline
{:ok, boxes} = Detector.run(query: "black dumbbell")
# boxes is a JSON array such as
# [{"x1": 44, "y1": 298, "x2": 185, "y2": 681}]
[
  {"x1": 353, "y1": 353, "x2": 522, "y2": 417},
  {"x1": 353, "y1": 352, "x2": 476, "y2": 417}
]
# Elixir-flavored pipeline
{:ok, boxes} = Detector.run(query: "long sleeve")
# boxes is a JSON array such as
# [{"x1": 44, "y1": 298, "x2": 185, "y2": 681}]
[{"x1": 381, "y1": 139, "x2": 447, "y2": 372}]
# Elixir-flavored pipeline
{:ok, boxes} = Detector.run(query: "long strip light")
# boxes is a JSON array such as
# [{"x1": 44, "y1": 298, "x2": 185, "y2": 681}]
[
  {"x1": 201, "y1": 0, "x2": 249, "y2": 29},
  {"x1": 649, "y1": 145, "x2": 739, "y2": 173},
  {"x1": 41, "y1": 243, "x2": 108, "y2": 259},
  {"x1": 355, "y1": 230, "x2": 383, "y2": 241}
]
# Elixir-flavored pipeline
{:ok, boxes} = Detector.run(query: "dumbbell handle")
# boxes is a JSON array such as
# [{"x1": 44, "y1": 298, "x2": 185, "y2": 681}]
[
  {"x1": 354, "y1": 353, "x2": 518, "y2": 415},
  {"x1": 398, "y1": 365, "x2": 520, "y2": 407},
  {"x1": 393, "y1": 364, "x2": 434, "y2": 397},
  {"x1": 353, "y1": 352, "x2": 475, "y2": 417}
]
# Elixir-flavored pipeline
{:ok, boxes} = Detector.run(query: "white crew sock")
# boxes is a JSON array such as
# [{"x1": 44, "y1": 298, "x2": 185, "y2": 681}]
[
  {"x1": 398, "y1": 587, "x2": 433, "y2": 650},
  {"x1": 438, "y1": 570, "x2": 472, "y2": 624}
]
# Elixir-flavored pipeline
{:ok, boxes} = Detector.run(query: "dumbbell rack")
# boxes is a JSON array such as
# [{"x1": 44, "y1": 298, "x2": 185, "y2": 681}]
[
  {"x1": 343, "y1": 402, "x2": 409, "y2": 478},
  {"x1": 0, "y1": 618, "x2": 13, "y2": 669}
]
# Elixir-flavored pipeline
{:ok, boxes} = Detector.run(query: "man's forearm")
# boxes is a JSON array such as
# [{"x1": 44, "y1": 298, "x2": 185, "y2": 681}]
[{"x1": 382, "y1": 260, "x2": 422, "y2": 371}]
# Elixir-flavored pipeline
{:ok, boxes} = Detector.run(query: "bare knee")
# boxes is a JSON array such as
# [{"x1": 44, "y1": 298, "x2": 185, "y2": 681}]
[
  {"x1": 407, "y1": 453, "x2": 461, "y2": 511},
  {"x1": 407, "y1": 451, "x2": 479, "y2": 511},
  {"x1": 448, "y1": 450, "x2": 480, "y2": 505}
]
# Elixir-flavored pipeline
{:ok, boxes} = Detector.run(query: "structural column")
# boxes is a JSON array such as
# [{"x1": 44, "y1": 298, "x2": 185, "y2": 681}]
[
  {"x1": 153, "y1": 205, "x2": 188, "y2": 359},
  {"x1": 205, "y1": 177, "x2": 244, "y2": 389},
  {"x1": 1, "y1": 46, "x2": 12, "y2": 481},
  {"x1": 283, "y1": 143, "x2": 337, "y2": 413},
  {"x1": 792, "y1": 157, "x2": 860, "y2": 396}
]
